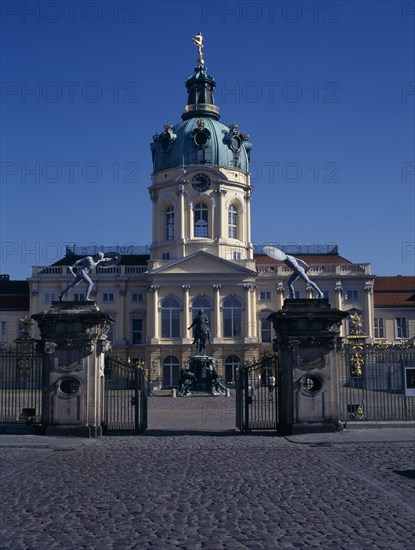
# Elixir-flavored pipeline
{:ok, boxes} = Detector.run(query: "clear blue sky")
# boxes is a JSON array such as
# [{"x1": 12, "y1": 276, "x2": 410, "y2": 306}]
[{"x1": 1, "y1": 0, "x2": 414, "y2": 279}]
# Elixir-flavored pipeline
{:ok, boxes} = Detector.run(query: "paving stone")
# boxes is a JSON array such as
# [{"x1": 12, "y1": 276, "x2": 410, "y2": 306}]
[{"x1": 1, "y1": 398, "x2": 415, "y2": 548}]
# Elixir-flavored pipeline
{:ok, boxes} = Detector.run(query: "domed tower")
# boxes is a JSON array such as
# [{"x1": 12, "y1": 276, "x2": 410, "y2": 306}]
[{"x1": 149, "y1": 36, "x2": 253, "y2": 262}]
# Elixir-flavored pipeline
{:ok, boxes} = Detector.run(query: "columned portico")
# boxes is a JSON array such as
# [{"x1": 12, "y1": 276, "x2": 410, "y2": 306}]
[
  {"x1": 334, "y1": 283, "x2": 344, "y2": 336},
  {"x1": 335, "y1": 282, "x2": 343, "y2": 309},
  {"x1": 213, "y1": 285, "x2": 222, "y2": 340},
  {"x1": 118, "y1": 287, "x2": 126, "y2": 342},
  {"x1": 244, "y1": 284, "x2": 256, "y2": 340},
  {"x1": 182, "y1": 285, "x2": 191, "y2": 341},
  {"x1": 150, "y1": 285, "x2": 160, "y2": 342},
  {"x1": 276, "y1": 286, "x2": 284, "y2": 310},
  {"x1": 176, "y1": 184, "x2": 186, "y2": 257},
  {"x1": 364, "y1": 283, "x2": 374, "y2": 338}
]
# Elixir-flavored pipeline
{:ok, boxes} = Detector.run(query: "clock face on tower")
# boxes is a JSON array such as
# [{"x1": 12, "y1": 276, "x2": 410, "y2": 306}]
[{"x1": 191, "y1": 172, "x2": 211, "y2": 192}]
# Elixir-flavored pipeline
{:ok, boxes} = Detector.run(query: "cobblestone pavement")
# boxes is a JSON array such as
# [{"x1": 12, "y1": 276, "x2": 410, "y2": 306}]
[{"x1": 1, "y1": 397, "x2": 414, "y2": 549}]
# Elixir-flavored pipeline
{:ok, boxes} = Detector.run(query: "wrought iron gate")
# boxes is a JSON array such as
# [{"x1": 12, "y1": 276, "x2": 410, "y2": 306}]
[
  {"x1": 236, "y1": 355, "x2": 278, "y2": 432},
  {"x1": 339, "y1": 342, "x2": 415, "y2": 421},
  {"x1": 0, "y1": 339, "x2": 42, "y2": 428},
  {"x1": 103, "y1": 356, "x2": 147, "y2": 433}
]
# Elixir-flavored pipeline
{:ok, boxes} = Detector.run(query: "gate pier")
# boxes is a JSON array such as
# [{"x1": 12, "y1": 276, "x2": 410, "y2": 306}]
[
  {"x1": 32, "y1": 302, "x2": 113, "y2": 438},
  {"x1": 269, "y1": 299, "x2": 347, "y2": 435}
]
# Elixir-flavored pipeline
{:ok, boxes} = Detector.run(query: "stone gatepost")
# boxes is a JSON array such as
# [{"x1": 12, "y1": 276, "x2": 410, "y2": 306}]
[
  {"x1": 32, "y1": 302, "x2": 113, "y2": 438},
  {"x1": 268, "y1": 299, "x2": 347, "y2": 435}
]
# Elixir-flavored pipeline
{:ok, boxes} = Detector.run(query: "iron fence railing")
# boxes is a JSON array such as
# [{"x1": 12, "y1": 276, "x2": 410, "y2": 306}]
[
  {"x1": 1, "y1": 342, "x2": 413, "y2": 431},
  {"x1": 339, "y1": 343, "x2": 415, "y2": 421},
  {"x1": 0, "y1": 341, "x2": 42, "y2": 425}
]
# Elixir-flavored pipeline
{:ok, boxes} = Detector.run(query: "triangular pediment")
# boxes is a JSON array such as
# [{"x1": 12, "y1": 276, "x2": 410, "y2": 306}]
[{"x1": 150, "y1": 251, "x2": 256, "y2": 276}]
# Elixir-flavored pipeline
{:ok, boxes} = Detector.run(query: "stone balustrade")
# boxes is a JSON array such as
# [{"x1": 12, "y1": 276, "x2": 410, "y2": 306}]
[
  {"x1": 32, "y1": 265, "x2": 148, "y2": 277},
  {"x1": 256, "y1": 263, "x2": 371, "y2": 276}
]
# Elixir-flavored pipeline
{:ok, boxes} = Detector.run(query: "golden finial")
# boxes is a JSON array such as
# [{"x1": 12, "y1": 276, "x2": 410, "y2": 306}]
[{"x1": 191, "y1": 32, "x2": 204, "y2": 65}]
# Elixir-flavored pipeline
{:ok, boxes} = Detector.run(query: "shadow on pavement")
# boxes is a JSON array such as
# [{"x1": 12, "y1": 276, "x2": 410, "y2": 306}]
[
  {"x1": 102, "y1": 429, "x2": 281, "y2": 437},
  {"x1": 142, "y1": 429, "x2": 281, "y2": 437},
  {"x1": 394, "y1": 469, "x2": 415, "y2": 480}
]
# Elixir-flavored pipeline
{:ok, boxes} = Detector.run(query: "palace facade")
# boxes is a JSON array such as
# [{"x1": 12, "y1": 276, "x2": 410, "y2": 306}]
[{"x1": 1, "y1": 51, "x2": 414, "y2": 387}]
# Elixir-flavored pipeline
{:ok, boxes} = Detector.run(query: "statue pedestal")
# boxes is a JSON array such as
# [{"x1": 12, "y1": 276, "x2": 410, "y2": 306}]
[
  {"x1": 179, "y1": 356, "x2": 226, "y2": 396},
  {"x1": 32, "y1": 302, "x2": 113, "y2": 438},
  {"x1": 189, "y1": 356, "x2": 212, "y2": 392},
  {"x1": 269, "y1": 299, "x2": 347, "y2": 435}
]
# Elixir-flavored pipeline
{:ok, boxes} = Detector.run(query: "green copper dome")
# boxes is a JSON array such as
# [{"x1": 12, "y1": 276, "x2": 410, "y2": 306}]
[{"x1": 151, "y1": 64, "x2": 252, "y2": 174}]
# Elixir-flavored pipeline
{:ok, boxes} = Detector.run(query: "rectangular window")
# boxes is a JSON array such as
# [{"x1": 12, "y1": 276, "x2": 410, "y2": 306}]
[
  {"x1": 194, "y1": 203, "x2": 209, "y2": 238},
  {"x1": 223, "y1": 311, "x2": 241, "y2": 338},
  {"x1": 166, "y1": 207, "x2": 174, "y2": 240},
  {"x1": 132, "y1": 319, "x2": 143, "y2": 345},
  {"x1": 396, "y1": 318, "x2": 409, "y2": 339},
  {"x1": 228, "y1": 206, "x2": 237, "y2": 239},
  {"x1": 195, "y1": 224, "x2": 208, "y2": 238},
  {"x1": 374, "y1": 318, "x2": 384, "y2": 339},
  {"x1": 223, "y1": 314, "x2": 232, "y2": 338},
  {"x1": 74, "y1": 293, "x2": 85, "y2": 301},
  {"x1": 405, "y1": 368, "x2": 415, "y2": 396},
  {"x1": 107, "y1": 324, "x2": 114, "y2": 343},
  {"x1": 171, "y1": 311, "x2": 180, "y2": 337},
  {"x1": 43, "y1": 293, "x2": 55, "y2": 304},
  {"x1": 132, "y1": 292, "x2": 144, "y2": 303},
  {"x1": 161, "y1": 310, "x2": 180, "y2": 338},
  {"x1": 162, "y1": 252, "x2": 170, "y2": 260},
  {"x1": 230, "y1": 251, "x2": 241, "y2": 260},
  {"x1": 103, "y1": 293, "x2": 114, "y2": 303},
  {"x1": 161, "y1": 317, "x2": 169, "y2": 338},
  {"x1": 261, "y1": 318, "x2": 272, "y2": 343},
  {"x1": 260, "y1": 291, "x2": 272, "y2": 301},
  {"x1": 345, "y1": 290, "x2": 359, "y2": 301},
  {"x1": 1, "y1": 321, "x2": 6, "y2": 341}
]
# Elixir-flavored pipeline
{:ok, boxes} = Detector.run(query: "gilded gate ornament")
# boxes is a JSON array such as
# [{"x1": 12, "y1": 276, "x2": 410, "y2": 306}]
[
  {"x1": 350, "y1": 345, "x2": 364, "y2": 377},
  {"x1": 349, "y1": 312, "x2": 364, "y2": 337}
]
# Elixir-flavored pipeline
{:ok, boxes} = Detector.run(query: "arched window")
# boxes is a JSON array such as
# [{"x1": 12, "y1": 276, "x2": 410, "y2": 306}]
[
  {"x1": 194, "y1": 202, "x2": 208, "y2": 237},
  {"x1": 222, "y1": 295, "x2": 243, "y2": 338},
  {"x1": 161, "y1": 296, "x2": 181, "y2": 338},
  {"x1": 191, "y1": 296, "x2": 212, "y2": 327},
  {"x1": 225, "y1": 355, "x2": 241, "y2": 385},
  {"x1": 163, "y1": 356, "x2": 180, "y2": 387},
  {"x1": 228, "y1": 204, "x2": 237, "y2": 239},
  {"x1": 166, "y1": 205, "x2": 174, "y2": 240}
]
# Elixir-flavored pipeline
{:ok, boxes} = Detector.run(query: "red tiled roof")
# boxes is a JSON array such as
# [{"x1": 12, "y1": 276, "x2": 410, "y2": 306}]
[{"x1": 374, "y1": 276, "x2": 415, "y2": 308}]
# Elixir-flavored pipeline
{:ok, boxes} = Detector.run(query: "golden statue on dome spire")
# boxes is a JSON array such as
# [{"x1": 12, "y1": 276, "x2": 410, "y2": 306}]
[{"x1": 191, "y1": 32, "x2": 205, "y2": 65}]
